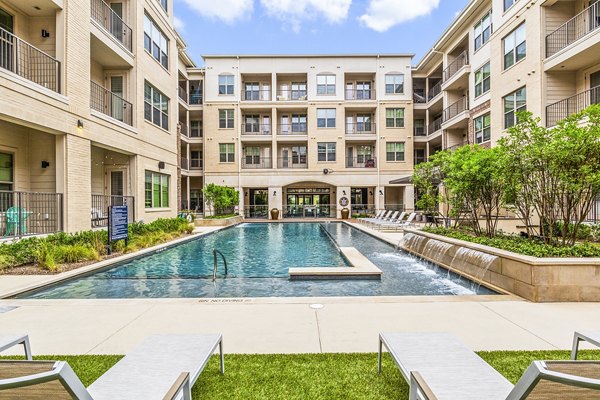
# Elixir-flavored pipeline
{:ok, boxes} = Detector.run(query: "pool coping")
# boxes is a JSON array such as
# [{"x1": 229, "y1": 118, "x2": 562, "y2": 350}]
[{"x1": 289, "y1": 247, "x2": 383, "y2": 280}]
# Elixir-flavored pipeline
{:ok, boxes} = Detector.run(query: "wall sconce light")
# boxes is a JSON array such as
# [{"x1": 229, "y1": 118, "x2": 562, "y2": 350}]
[
  {"x1": 369, "y1": 191, "x2": 373, "y2": 196},
  {"x1": 77, "y1": 120, "x2": 84, "y2": 129},
  {"x1": 244, "y1": 192, "x2": 248, "y2": 197},
  {"x1": 379, "y1": 190, "x2": 384, "y2": 196},
  {"x1": 41, "y1": 29, "x2": 50, "y2": 38},
  {"x1": 273, "y1": 190, "x2": 277, "y2": 196},
  {"x1": 41, "y1": 161, "x2": 50, "y2": 169},
  {"x1": 158, "y1": 161, "x2": 165, "y2": 169},
  {"x1": 342, "y1": 190, "x2": 346, "y2": 196}
]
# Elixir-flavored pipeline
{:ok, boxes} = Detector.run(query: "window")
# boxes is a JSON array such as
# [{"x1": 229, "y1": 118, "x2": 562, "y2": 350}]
[
  {"x1": 317, "y1": 109, "x2": 336, "y2": 128},
  {"x1": 504, "y1": 87, "x2": 526, "y2": 129},
  {"x1": 143, "y1": 15, "x2": 169, "y2": 69},
  {"x1": 317, "y1": 75, "x2": 336, "y2": 95},
  {"x1": 357, "y1": 145, "x2": 373, "y2": 163},
  {"x1": 474, "y1": 62, "x2": 491, "y2": 97},
  {"x1": 219, "y1": 75, "x2": 234, "y2": 95},
  {"x1": 219, "y1": 143, "x2": 235, "y2": 163},
  {"x1": 474, "y1": 11, "x2": 492, "y2": 50},
  {"x1": 385, "y1": 74, "x2": 405, "y2": 94},
  {"x1": 219, "y1": 109, "x2": 235, "y2": 129},
  {"x1": 158, "y1": 0, "x2": 167, "y2": 11},
  {"x1": 503, "y1": 24, "x2": 526, "y2": 70},
  {"x1": 474, "y1": 113, "x2": 491, "y2": 144},
  {"x1": 291, "y1": 82, "x2": 307, "y2": 100},
  {"x1": 504, "y1": 0, "x2": 517, "y2": 11},
  {"x1": 386, "y1": 142, "x2": 405, "y2": 162},
  {"x1": 0, "y1": 152, "x2": 13, "y2": 191},
  {"x1": 386, "y1": 108, "x2": 405, "y2": 128},
  {"x1": 144, "y1": 82, "x2": 169, "y2": 130},
  {"x1": 244, "y1": 115, "x2": 260, "y2": 133},
  {"x1": 190, "y1": 120, "x2": 202, "y2": 137},
  {"x1": 318, "y1": 143, "x2": 336, "y2": 162},
  {"x1": 245, "y1": 82, "x2": 260, "y2": 101},
  {"x1": 191, "y1": 150, "x2": 202, "y2": 169},
  {"x1": 145, "y1": 171, "x2": 169, "y2": 208},
  {"x1": 291, "y1": 114, "x2": 307, "y2": 133},
  {"x1": 245, "y1": 147, "x2": 260, "y2": 165}
]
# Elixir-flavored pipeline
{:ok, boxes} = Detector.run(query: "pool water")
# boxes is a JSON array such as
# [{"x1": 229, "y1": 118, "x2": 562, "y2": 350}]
[{"x1": 21, "y1": 223, "x2": 497, "y2": 299}]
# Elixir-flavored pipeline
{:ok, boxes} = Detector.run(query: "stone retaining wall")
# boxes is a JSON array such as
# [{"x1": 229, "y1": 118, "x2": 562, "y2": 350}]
[{"x1": 195, "y1": 216, "x2": 244, "y2": 227}]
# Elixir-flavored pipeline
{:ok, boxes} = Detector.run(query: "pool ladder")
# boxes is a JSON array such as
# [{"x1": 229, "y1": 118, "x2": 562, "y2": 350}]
[{"x1": 212, "y1": 249, "x2": 228, "y2": 282}]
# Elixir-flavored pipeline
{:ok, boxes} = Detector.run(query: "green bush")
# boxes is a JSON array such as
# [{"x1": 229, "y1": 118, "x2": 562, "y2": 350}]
[
  {"x1": 55, "y1": 245, "x2": 100, "y2": 264},
  {"x1": 33, "y1": 242, "x2": 58, "y2": 271}
]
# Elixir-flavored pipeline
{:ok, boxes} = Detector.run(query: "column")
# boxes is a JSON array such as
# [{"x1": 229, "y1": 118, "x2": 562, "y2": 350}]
[{"x1": 60, "y1": 134, "x2": 92, "y2": 232}]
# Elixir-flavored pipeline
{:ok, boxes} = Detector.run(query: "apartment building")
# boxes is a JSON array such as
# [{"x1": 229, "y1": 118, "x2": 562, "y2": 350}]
[
  {"x1": 0, "y1": 0, "x2": 180, "y2": 237},
  {"x1": 177, "y1": 55, "x2": 417, "y2": 218}
]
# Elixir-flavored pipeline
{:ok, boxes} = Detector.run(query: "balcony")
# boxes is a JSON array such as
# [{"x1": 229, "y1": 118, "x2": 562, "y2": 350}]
[
  {"x1": 178, "y1": 86, "x2": 188, "y2": 103},
  {"x1": 428, "y1": 81, "x2": 442, "y2": 101},
  {"x1": 442, "y1": 51, "x2": 470, "y2": 91},
  {"x1": 190, "y1": 159, "x2": 203, "y2": 170},
  {"x1": 276, "y1": 89, "x2": 307, "y2": 101},
  {"x1": 90, "y1": 0, "x2": 133, "y2": 52},
  {"x1": 345, "y1": 88, "x2": 375, "y2": 101},
  {"x1": 0, "y1": 191, "x2": 63, "y2": 238},
  {"x1": 242, "y1": 89, "x2": 271, "y2": 101},
  {"x1": 90, "y1": 81, "x2": 133, "y2": 126},
  {"x1": 91, "y1": 194, "x2": 135, "y2": 228},
  {"x1": 346, "y1": 122, "x2": 376, "y2": 135},
  {"x1": 346, "y1": 157, "x2": 377, "y2": 169},
  {"x1": 546, "y1": 2, "x2": 600, "y2": 59},
  {"x1": 546, "y1": 85, "x2": 600, "y2": 127},
  {"x1": 180, "y1": 123, "x2": 189, "y2": 137},
  {"x1": 278, "y1": 124, "x2": 307, "y2": 136},
  {"x1": 180, "y1": 157, "x2": 189, "y2": 170},
  {"x1": 277, "y1": 157, "x2": 308, "y2": 169},
  {"x1": 242, "y1": 157, "x2": 273, "y2": 169},
  {"x1": 442, "y1": 97, "x2": 470, "y2": 129},
  {"x1": 414, "y1": 125, "x2": 426, "y2": 137},
  {"x1": 428, "y1": 116, "x2": 443, "y2": 135},
  {"x1": 190, "y1": 92, "x2": 203, "y2": 105},
  {"x1": 242, "y1": 123, "x2": 272, "y2": 136},
  {"x1": 0, "y1": 27, "x2": 61, "y2": 93}
]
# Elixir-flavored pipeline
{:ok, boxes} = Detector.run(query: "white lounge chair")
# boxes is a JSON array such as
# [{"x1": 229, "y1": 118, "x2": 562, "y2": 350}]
[
  {"x1": 378, "y1": 332, "x2": 600, "y2": 400},
  {"x1": 361, "y1": 210, "x2": 391, "y2": 225},
  {"x1": 0, "y1": 334, "x2": 32, "y2": 360},
  {"x1": 372, "y1": 212, "x2": 407, "y2": 230},
  {"x1": 382, "y1": 212, "x2": 417, "y2": 231},
  {"x1": 368, "y1": 211, "x2": 399, "y2": 227},
  {"x1": 0, "y1": 334, "x2": 224, "y2": 400},
  {"x1": 572, "y1": 331, "x2": 600, "y2": 360},
  {"x1": 359, "y1": 209, "x2": 384, "y2": 224}
]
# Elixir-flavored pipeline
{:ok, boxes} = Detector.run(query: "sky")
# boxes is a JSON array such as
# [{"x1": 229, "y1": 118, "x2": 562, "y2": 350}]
[{"x1": 173, "y1": 0, "x2": 471, "y2": 67}]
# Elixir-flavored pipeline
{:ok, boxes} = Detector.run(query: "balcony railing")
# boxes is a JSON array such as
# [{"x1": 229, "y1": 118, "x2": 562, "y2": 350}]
[
  {"x1": 90, "y1": 0, "x2": 133, "y2": 52},
  {"x1": 277, "y1": 157, "x2": 308, "y2": 169},
  {"x1": 546, "y1": 85, "x2": 600, "y2": 127},
  {"x1": 0, "y1": 26, "x2": 61, "y2": 93},
  {"x1": 546, "y1": 2, "x2": 600, "y2": 57},
  {"x1": 180, "y1": 123, "x2": 189, "y2": 137},
  {"x1": 242, "y1": 157, "x2": 272, "y2": 169},
  {"x1": 242, "y1": 89, "x2": 271, "y2": 101},
  {"x1": 189, "y1": 92, "x2": 203, "y2": 105},
  {"x1": 346, "y1": 122, "x2": 376, "y2": 135},
  {"x1": 190, "y1": 127, "x2": 202, "y2": 138},
  {"x1": 244, "y1": 205, "x2": 269, "y2": 219},
  {"x1": 428, "y1": 81, "x2": 442, "y2": 100},
  {"x1": 90, "y1": 81, "x2": 133, "y2": 126},
  {"x1": 442, "y1": 97, "x2": 469, "y2": 123},
  {"x1": 180, "y1": 157, "x2": 189, "y2": 170},
  {"x1": 414, "y1": 125, "x2": 426, "y2": 136},
  {"x1": 178, "y1": 86, "x2": 188, "y2": 103},
  {"x1": 346, "y1": 157, "x2": 377, "y2": 169},
  {"x1": 278, "y1": 124, "x2": 307, "y2": 135},
  {"x1": 276, "y1": 89, "x2": 307, "y2": 101},
  {"x1": 587, "y1": 197, "x2": 600, "y2": 223},
  {"x1": 345, "y1": 88, "x2": 375, "y2": 101},
  {"x1": 0, "y1": 191, "x2": 63, "y2": 238},
  {"x1": 190, "y1": 159, "x2": 202, "y2": 170},
  {"x1": 242, "y1": 123, "x2": 272, "y2": 135},
  {"x1": 91, "y1": 194, "x2": 135, "y2": 228},
  {"x1": 428, "y1": 117, "x2": 443, "y2": 134},
  {"x1": 443, "y1": 51, "x2": 469, "y2": 82}
]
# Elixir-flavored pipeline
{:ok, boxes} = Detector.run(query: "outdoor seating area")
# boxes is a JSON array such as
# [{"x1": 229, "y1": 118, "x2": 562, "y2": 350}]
[{"x1": 358, "y1": 210, "x2": 418, "y2": 231}]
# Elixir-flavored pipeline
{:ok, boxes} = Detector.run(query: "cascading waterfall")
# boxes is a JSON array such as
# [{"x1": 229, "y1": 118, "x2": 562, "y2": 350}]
[{"x1": 450, "y1": 247, "x2": 499, "y2": 292}]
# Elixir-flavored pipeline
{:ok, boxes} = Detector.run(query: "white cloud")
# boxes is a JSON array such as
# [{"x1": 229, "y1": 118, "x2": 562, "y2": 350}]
[
  {"x1": 260, "y1": 0, "x2": 352, "y2": 32},
  {"x1": 173, "y1": 15, "x2": 185, "y2": 31},
  {"x1": 359, "y1": 0, "x2": 440, "y2": 32},
  {"x1": 180, "y1": 0, "x2": 254, "y2": 24}
]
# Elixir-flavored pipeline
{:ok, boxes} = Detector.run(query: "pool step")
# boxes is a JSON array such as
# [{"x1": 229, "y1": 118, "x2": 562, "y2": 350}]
[{"x1": 289, "y1": 247, "x2": 383, "y2": 280}]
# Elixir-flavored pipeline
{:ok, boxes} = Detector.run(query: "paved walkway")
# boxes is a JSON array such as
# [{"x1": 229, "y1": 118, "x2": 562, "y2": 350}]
[{"x1": 1, "y1": 223, "x2": 598, "y2": 356}]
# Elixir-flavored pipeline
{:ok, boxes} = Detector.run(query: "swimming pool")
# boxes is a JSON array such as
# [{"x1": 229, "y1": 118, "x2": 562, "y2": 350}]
[{"x1": 20, "y1": 223, "x2": 497, "y2": 299}]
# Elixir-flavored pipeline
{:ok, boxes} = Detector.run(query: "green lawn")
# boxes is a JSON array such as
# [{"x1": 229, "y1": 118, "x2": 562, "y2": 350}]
[{"x1": 3, "y1": 351, "x2": 600, "y2": 399}]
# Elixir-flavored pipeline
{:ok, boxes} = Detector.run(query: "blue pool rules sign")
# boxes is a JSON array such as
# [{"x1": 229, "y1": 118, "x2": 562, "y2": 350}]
[{"x1": 108, "y1": 205, "x2": 129, "y2": 254}]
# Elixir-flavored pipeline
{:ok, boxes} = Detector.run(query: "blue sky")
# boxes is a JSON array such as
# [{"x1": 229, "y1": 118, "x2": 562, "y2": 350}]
[{"x1": 173, "y1": 0, "x2": 471, "y2": 66}]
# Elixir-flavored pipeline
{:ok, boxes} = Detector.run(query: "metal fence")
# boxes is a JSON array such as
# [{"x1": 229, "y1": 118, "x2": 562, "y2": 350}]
[
  {"x1": 350, "y1": 204, "x2": 376, "y2": 216},
  {"x1": 90, "y1": 0, "x2": 133, "y2": 51},
  {"x1": 0, "y1": 26, "x2": 61, "y2": 92},
  {"x1": 277, "y1": 157, "x2": 308, "y2": 169},
  {"x1": 91, "y1": 195, "x2": 135, "y2": 227},
  {"x1": 546, "y1": 2, "x2": 600, "y2": 57},
  {"x1": 443, "y1": 51, "x2": 469, "y2": 82},
  {"x1": 276, "y1": 90, "x2": 307, "y2": 101},
  {"x1": 428, "y1": 81, "x2": 442, "y2": 101},
  {"x1": 242, "y1": 89, "x2": 271, "y2": 101},
  {"x1": 346, "y1": 122, "x2": 376, "y2": 135},
  {"x1": 242, "y1": 158, "x2": 272, "y2": 169},
  {"x1": 428, "y1": 116, "x2": 443, "y2": 135},
  {"x1": 178, "y1": 86, "x2": 188, "y2": 103},
  {"x1": 90, "y1": 81, "x2": 133, "y2": 126},
  {"x1": 242, "y1": 123, "x2": 272, "y2": 135},
  {"x1": 443, "y1": 97, "x2": 469, "y2": 123},
  {"x1": 546, "y1": 85, "x2": 600, "y2": 127},
  {"x1": 587, "y1": 198, "x2": 600, "y2": 223},
  {"x1": 0, "y1": 191, "x2": 63, "y2": 238},
  {"x1": 346, "y1": 157, "x2": 377, "y2": 169},
  {"x1": 345, "y1": 88, "x2": 375, "y2": 101},
  {"x1": 243, "y1": 205, "x2": 269, "y2": 219}
]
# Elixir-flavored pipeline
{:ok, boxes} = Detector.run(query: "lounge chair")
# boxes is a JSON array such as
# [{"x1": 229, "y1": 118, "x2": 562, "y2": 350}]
[
  {"x1": 371, "y1": 212, "x2": 407, "y2": 230},
  {"x1": 359, "y1": 209, "x2": 385, "y2": 224},
  {"x1": 378, "y1": 332, "x2": 600, "y2": 400},
  {"x1": 572, "y1": 331, "x2": 600, "y2": 360},
  {"x1": 379, "y1": 212, "x2": 417, "y2": 231},
  {"x1": 0, "y1": 334, "x2": 32, "y2": 360},
  {"x1": 367, "y1": 211, "x2": 399, "y2": 227},
  {"x1": 0, "y1": 334, "x2": 224, "y2": 400}
]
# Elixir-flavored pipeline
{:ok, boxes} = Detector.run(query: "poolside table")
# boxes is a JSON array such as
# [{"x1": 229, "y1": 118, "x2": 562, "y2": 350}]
[{"x1": 0, "y1": 334, "x2": 32, "y2": 360}]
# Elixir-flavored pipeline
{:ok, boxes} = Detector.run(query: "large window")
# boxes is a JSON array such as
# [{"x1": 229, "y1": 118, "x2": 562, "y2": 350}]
[
  {"x1": 504, "y1": 87, "x2": 526, "y2": 129},
  {"x1": 158, "y1": 0, "x2": 167, "y2": 11},
  {"x1": 386, "y1": 142, "x2": 405, "y2": 162},
  {"x1": 0, "y1": 152, "x2": 13, "y2": 191},
  {"x1": 190, "y1": 120, "x2": 202, "y2": 137},
  {"x1": 219, "y1": 75, "x2": 234, "y2": 95},
  {"x1": 474, "y1": 62, "x2": 491, "y2": 97},
  {"x1": 191, "y1": 150, "x2": 202, "y2": 169},
  {"x1": 219, "y1": 143, "x2": 235, "y2": 163},
  {"x1": 474, "y1": 11, "x2": 492, "y2": 50},
  {"x1": 143, "y1": 15, "x2": 169, "y2": 69},
  {"x1": 357, "y1": 145, "x2": 373, "y2": 163},
  {"x1": 385, "y1": 74, "x2": 405, "y2": 94},
  {"x1": 317, "y1": 75, "x2": 336, "y2": 95},
  {"x1": 386, "y1": 108, "x2": 405, "y2": 128},
  {"x1": 503, "y1": 24, "x2": 526, "y2": 70},
  {"x1": 219, "y1": 109, "x2": 235, "y2": 129},
  {"x1": 317, "y1": 109, "x2": 336, "y2": 128},
  {"x1": 318, "y1": 143, "x2": 336, "y2": 162},
  {"x1": 144, "y1": 82, "x2": 169, "y2": 130},
  {"x1": 291, "y1": 114, "x2": 307, "y2": 133},
  {"x1": 245, "y1": 147, "x2": 260, "y2": 165},
  {"x1": 474, "y1": 113, "x2": 491, "y2": 144},
  {"x1": 504, "y1": 0, "x2": 518, "y2": 11},
  {"x1": 145, "y1": 171, "x2": 169, "y2": 208}
]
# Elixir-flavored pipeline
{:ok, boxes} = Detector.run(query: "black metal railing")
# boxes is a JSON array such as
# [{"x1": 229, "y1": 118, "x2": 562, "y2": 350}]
[
  {"x1": 189, "y1": 92, "x2": 203, "y2": 105},
  {"x1": 242, "y1": 157, "x2": 272, "y2": 169},
  {"x1": 90, "y1": 81, "x2": 133, "y2": 126},
  {"x1": 181, "y1": 157, "x2": 189, "y2": 170},
  {"x1": 346, "y1": 122, "x2": 376, "y2": 134},
  {"x1": 428, "y1": 117, "x2": 443, "y2": 134},
  {"x1": 284, "y1": 204, "x2": 337, "y2": 218},
  {"x1": 0, "y1": 26, "x2": 61, "y2": 93},
  {"x1": 244, "y1": 205, "x2": 269, "y2": 219},
  {"x1": 278, "y1": 124, "x2": 307, "y2": 135},
  {"x1": 346, "y1": 157, "x2": 377, "y2": 169},
  {"x1": 90, "y1": 0, "x2": 132, "y2": 51},
  {"x1": 546, "y1": 2, "x2": 600, "y2": 57},
  {"x1": 179, "y1": 123, "x2": 189, "y2": 137},
  {"x1": 276, "y1": 89, "x2": 308, "y2": 101},
  {"x1": 442, "y1": 97, "x2": 469, "y2": 123},
  {"x1": 428, "y1": 81, "x2": 442, "y2": 100},
  {"x1": 178, "y1": 86, "x2": 188, "y2": 103},
  {"x1": 91, "y1": 194, "x2": 134, "y2": 227},
  {"x1": 414, "y1": 124, "x2": 426, "y2": 136},
  {"x1": 443, "y1": 51, "x2": 469, "y2": 82},
  {"x1": 546, "y1": 85, "x2": 600, "y2": 127},
  {"x1": 587, "y1": 197, "x2": 600, "y2": 223},
  {"x1": 345, "y1": 88, "x2": 375, "y2": 100},
  {"x1": 242, "y1": 123, "x2": 272, "y2": 135},
  {"x1": 242, "y1": 89, "x2": 271, "y2": 101},
  {"x1": 277, "y1": 157, "x2": 308, "y2": 169},
  {"x1": 0, "y1": 191, "x2": 63, "y2": 238},
  {"x1": 350, "y1": 204, "x2": 376, "y2": 217}
]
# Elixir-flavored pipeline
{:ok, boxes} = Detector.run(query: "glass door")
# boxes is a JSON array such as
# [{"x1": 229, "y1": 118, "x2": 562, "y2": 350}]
[
  {"x1": 108, "y1": 75, "x2": 125, "y2": 121},
  {"x1": 110, "y1": 2, "x2": 124, "y2": 42},
  {"x1": 0, "y1": 8, "x2": 14, "y2": 72},
  {"x1": 591, "y1": 70, "x2": 600, "y2": 105}
]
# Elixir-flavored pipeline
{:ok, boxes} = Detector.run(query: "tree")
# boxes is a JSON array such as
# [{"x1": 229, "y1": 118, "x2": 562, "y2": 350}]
[{"x1": 203, "y1": 184, "x2": 240, "y2": 216}]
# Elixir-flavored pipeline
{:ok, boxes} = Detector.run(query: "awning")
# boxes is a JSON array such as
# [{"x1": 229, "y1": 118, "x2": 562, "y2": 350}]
[{"x1": 389, "y1": 176, "x2": 412, "y2": 185}]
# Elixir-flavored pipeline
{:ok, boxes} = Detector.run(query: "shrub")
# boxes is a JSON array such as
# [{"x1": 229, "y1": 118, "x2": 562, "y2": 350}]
[
  {"x1": 55, "y1": 245, "x2": 100, "y2": 264},
  {"x1": 33, "y1": 243, "x2": 58, "y2": 271}
]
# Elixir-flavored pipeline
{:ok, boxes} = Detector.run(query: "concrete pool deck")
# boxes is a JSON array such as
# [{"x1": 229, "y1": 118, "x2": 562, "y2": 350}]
[{"x1": 0, "y1": 222, "x2": 599, "y2": 356}]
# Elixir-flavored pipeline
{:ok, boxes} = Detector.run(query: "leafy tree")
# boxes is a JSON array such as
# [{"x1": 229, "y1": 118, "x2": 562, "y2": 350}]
[{"x1": 203, "y1": 184, "x2": 240, "y2": 216}]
